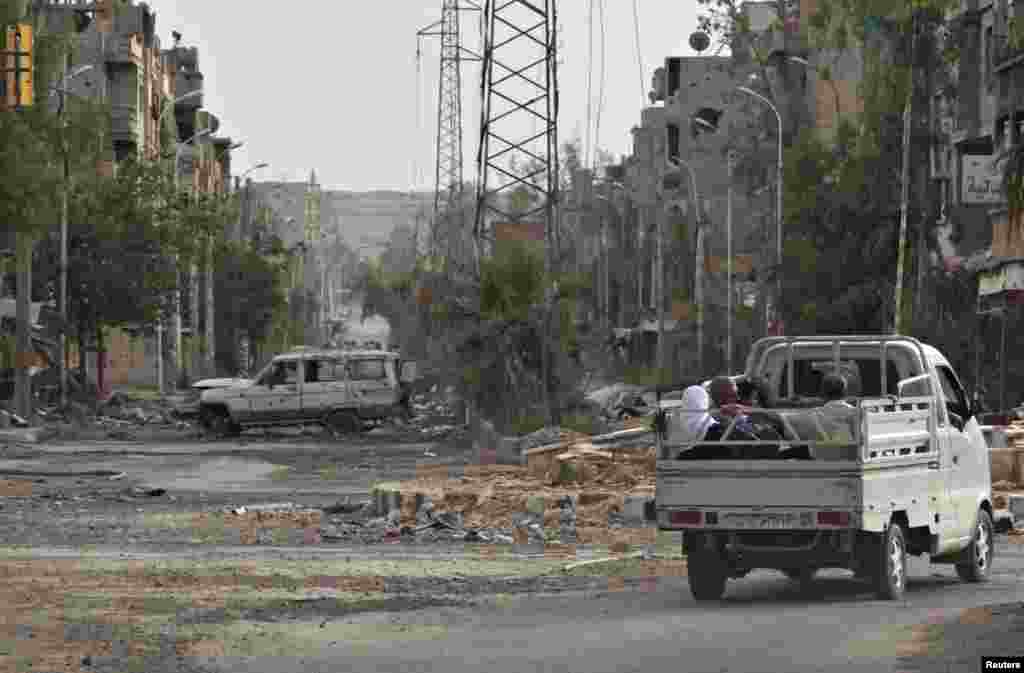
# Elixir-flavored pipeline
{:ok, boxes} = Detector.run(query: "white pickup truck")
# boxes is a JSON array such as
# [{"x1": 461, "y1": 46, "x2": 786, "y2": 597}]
[{"x1": 656, "y1": 336, "x2": 993, "y2": 601}]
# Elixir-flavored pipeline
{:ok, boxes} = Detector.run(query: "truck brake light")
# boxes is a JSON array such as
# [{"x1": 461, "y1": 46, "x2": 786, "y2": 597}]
[
  {"x1": 817, "y1": 511, "x2": 850, "y2": 527},
  {"x1": 669, "y1": 510, "x2": 703, "y2": 526}
]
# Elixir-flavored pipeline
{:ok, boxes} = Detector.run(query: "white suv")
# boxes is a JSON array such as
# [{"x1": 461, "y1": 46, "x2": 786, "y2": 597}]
[{"x1": 199, "y1": 348, "x2": 416, "y2": 437}]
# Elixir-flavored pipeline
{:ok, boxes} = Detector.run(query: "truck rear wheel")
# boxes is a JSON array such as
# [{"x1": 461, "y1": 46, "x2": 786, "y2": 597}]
[
  {"x1": 874, "y1": 523, "x2": 907, "y2": 600},
  {"x1": 784, "y1": 567, "x2": 817, "y2": 588},
  {"x1": 688, "y1": 551, "x2": 727, "y2": 602}
]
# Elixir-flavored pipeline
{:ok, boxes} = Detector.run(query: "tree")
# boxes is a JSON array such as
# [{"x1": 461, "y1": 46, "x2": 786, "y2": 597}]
[
  {"x1": 697, "y1": 0, "x2": 961, "y2": 335},
  {"x1": 213, "y1": 238, "x2": 289, "y2": 373}
]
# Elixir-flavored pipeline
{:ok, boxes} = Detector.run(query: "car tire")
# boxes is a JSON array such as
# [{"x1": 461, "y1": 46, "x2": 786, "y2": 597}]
[
  {"x1": 956, "y1": 509, "x2": 994, "y2": 583},
  {"x1": 784, "y1": 567, "x2": 817, "y2": 588},
  {"x1": 688, "y1": 549, "x2": 727, "y2": 602},
  {"x1": 325, "y1": 410, "x2": 361, "y2": 437},
  {"x1": 874, "y1": 523, "x2": 907, "y2": 600},
  {"x1": 202, "y1": 409, "x2": 239, "y2": 438}
]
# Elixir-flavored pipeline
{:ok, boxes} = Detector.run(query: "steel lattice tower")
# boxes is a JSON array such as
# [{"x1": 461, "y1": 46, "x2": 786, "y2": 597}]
[
  {"x1": 419, "y1": 1, "x2": 481, "y2": 266},
  {"x1": 474, "y1": 0, "x2": 560, "y2": 262}
]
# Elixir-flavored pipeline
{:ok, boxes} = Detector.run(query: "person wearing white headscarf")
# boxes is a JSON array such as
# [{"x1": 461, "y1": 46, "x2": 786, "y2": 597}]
[{"x1": 669, "y1": 385, "x2": 720, "y2": 445}]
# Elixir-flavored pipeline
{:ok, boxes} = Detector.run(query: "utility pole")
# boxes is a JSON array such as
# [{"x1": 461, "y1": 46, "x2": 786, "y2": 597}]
[
  {"x1": 419, "y1": 0, "x2": 482, "y2": 317},
  {"x1": 14, "y1": 231, "x2": 32, "y2": 420},
  {"x1": 727, "y1": 149, "x2": 735, "y2": 373},
  {"x1": 656, "y1": 197, "x2": 665, "y2": 381},
  {"x1": 894, "y1": 11, "x2": 918, "y2": 335}
]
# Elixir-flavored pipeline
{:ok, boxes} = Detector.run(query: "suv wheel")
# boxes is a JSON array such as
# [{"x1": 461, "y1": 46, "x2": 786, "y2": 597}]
[
  {"x1": 956, "y1": 509, "x2": 994, "y2": 583},
  {"x1": 325, "y1": 410, "x2": 361, "y2": 437},
  {"x1": 202, "y1": 408, "x2": 240, "y2": 438}
]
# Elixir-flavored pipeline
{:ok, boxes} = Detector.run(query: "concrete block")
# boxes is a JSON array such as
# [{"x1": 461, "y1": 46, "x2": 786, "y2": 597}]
[
  {"x1": 623, "y1": 495, "x2": 655, "y2": 525},
  {"x1": 1010, "y1": 495, "x2": 1024, "y2": 525},
  {"x1": 990, "y1": 448, "x2": 1021, "y2": 484},
  {"x1": 994, "y1": 509, "x2": 1015, "y2": 533}
]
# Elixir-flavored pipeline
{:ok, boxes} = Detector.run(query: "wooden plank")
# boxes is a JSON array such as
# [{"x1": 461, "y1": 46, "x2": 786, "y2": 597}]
[{"x1": 524, "y1": 441, "x2": 571, "y2": 457}]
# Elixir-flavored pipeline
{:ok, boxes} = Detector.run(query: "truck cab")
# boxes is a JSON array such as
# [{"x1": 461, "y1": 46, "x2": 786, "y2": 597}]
[{"x1": 656, "y1": 335, "x2": 993, "y2": 601}]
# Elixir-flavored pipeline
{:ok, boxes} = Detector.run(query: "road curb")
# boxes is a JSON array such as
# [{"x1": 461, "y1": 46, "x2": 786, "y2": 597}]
[{"x1": 0, "y1": 468, "x2": 124, "y2": 478}]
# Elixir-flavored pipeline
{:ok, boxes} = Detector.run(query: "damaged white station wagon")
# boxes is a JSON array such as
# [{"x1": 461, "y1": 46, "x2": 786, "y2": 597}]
[{"x1": 198, "y1": 348, "x2": 416, "y2": 437}]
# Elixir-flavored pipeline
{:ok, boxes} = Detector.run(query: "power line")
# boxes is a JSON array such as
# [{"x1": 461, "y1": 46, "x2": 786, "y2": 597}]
[
  {"x1": 631, "y1": 0, "x2": 645, "y2": 109},
  {"x1": 589, "y1": 0, "x2": 598, "y2": 169},
  {"x1": 594, "y1": 0, "x2": 606, "y2": 170},
  {"x1": 415, "y1": 36, "x2": 423, "y2": 191}
]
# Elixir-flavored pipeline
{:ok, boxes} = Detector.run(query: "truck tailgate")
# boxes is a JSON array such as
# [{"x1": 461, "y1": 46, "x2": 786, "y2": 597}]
[{"x1": 656, "y1": 460, "x2": 861, "y2": 529}]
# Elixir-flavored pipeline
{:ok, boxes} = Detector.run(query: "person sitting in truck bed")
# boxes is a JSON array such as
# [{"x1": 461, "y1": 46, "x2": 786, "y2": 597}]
[
  {"x1": 709, "y1": 376, "x2": 780, "y2": 446},
  {"x1": 709, "y1": 376, "x2": 756, "y2": 436},
  {"x1": 818, "y1": 373, "x2": 858, "y2": 444},
  {"x1": 676, "y1": 384, "x2": 759, "y2": 459},
  {"x1": 671, "y1": 385, "x2": 722, "y2": 459}
]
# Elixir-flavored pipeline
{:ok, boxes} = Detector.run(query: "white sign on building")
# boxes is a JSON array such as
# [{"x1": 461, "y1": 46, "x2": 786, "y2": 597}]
[{"x1": 962, "y1": 155, "x2": 1004, "y2": 205}]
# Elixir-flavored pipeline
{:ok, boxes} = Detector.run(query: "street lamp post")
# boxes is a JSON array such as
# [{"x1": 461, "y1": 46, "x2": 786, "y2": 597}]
[
  {"x1": 174, "y1": 126, "x2": 212, "y2": 386},
  {"x1": 593, "y1": 190, "x2": 617, "y2": 333},
  {"x1": 737, "y1": 85, "x2": 783, "y2": 336},
  {"x1": 52, "y1": 64, "x2": 94, "y2": 409},
  {"x1": 666, "y1": 157, "x2": 702, "y2": 378},
  {"x1": 239, "y1": 163, "x2": 269, "y2": 242},
  {"x1": 200, "y1": 141, "x2": 243, "y2": 378}
]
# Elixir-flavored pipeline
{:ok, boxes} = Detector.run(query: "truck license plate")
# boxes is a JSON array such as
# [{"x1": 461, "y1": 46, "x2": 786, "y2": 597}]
[{"x1": 724, "y1": 514, "x2": 794, "y2": 529}]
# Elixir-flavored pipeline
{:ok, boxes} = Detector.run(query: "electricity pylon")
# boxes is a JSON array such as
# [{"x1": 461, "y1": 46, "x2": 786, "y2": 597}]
[
  {"x1": 474, "y1": 0, "x2": 560, "y2": 267},
  {"x1": 418, "y1": 1, "x2": 481, "y2": 273}
]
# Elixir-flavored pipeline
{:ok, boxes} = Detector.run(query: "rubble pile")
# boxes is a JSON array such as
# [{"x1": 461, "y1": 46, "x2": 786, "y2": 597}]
[
  {"x1": 382, "y1": 427, "x2": 658, "y2": 545},
  {"x1": 407, "y1": 390, "x2": 466, "y2": 440}
]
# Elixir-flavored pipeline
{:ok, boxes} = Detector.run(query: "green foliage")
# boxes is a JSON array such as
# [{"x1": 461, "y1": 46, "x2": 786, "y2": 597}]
[
  {"x1": 509, "y1": 414, "x2": 546, "y2": 436},
  {"x1": 479, "y1": 241, "x2": 546, "y2": 321},
  {"x1": 561, "y1": 413, "x2": 600, "y2": 436},
  {"x1": 214, "y1": 240, "x2": 289, "y2": 347},
  {"x1": 622, "y1": 365, "x2": 671, "y2": 387},
  {"x1": 779, "y1": 124, "x2": 899, "y2": 333}
]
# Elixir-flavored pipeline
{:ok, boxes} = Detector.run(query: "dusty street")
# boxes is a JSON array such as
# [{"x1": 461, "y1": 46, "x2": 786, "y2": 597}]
[
  {"x1": 0, "y1": 426, "x2": 459, "y2": 548},
  {"x1": 176, "y1": 541, "x2": 1024, "y2": 673},
  {"x1": 0, "y1": 430, "x2": 1023, "y2": 673}
]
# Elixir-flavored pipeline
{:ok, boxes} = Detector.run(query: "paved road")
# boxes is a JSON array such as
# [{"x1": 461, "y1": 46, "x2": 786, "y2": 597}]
[{"x1": 203, "y1": 541, "x2": 1024, "y2": 673}]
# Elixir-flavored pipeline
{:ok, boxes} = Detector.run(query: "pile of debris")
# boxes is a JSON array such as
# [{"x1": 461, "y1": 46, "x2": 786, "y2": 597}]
[
  {"x1": 0, "y1": 408, "x2": 29, "y2": 429},
  {"x1": 407, "y1": 388, "x2": 467, "y2": 440},
  {"x1": 367, "y1": 427, "x2": 659, "y2": 546}
]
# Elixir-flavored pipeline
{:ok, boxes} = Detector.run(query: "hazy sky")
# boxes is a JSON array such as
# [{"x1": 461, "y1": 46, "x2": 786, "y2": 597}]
[{"x1": 150, "y1": 1, "x2": 708, "y2": 192}]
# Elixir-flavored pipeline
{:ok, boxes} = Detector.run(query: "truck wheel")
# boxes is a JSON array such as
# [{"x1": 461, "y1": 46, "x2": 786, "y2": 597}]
[
  {"x1": 784, "y1": 568, "x2": 817, "y2": 588},
  {"x1": 875, "y1": 523, "x2": 907, "y2": 600},
  {"x1": 688, "y1": 551, "x2": 727, "y2": 602},
  {"x1": 956, "y1": 509, "x2": 994, "y2": 583},
  {"x1": 325, "y1": 410, "x2": 360, "y2": 437}
]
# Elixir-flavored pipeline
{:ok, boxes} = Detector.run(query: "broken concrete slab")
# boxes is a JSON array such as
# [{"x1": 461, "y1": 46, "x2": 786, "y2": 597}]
[
  {"x1": 1009, "y1": 495, "x2": 1024, "y2": 526},
  {"x1": 0, "y1": 426, "x2": 57, "y2": 444},
  {"x1": 994, "y1": 509, "x2": 1015, "y2": 533}
]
